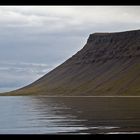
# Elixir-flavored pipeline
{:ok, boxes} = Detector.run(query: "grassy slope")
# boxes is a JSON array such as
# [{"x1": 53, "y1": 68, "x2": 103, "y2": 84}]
[{"x1": 2, "y1": 58, "x2": 140, "y2": 96}]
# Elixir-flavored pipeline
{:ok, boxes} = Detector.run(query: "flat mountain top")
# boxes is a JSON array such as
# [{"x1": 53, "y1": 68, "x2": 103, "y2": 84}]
[{"x1": 2, "y1": 29, "x2": 140, "y2": 96}]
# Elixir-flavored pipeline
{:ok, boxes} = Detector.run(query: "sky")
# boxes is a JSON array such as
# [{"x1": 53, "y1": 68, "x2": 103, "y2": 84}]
[{"x1": 0, "y1": 6, "x2": 140, "y2": 92}]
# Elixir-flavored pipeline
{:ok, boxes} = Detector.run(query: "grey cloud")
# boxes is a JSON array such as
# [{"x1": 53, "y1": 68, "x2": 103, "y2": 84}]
[{"x1": 0, "y1": 61, "x2": 54, "y2": 92}]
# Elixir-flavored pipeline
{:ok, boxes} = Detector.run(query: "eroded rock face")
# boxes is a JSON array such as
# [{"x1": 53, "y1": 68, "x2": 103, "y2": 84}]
[{"x1": 71, "y1": 30, "x2": 140, "y2": 65}]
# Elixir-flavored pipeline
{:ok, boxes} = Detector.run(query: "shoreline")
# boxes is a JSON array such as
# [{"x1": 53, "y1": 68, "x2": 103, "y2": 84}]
[{"x1": 1, "y1": 95, "x2": 140, "y2": 97}]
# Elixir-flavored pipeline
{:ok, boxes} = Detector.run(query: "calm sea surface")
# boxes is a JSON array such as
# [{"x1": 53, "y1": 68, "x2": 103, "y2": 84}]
[{"x1": 0, "y1": 96, "x2": 140, "y2": 134}]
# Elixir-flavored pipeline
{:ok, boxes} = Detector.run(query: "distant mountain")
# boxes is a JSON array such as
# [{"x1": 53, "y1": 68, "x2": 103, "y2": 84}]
[{"x1": 2, "y1": 29, "x2": 140, "y2": 96}]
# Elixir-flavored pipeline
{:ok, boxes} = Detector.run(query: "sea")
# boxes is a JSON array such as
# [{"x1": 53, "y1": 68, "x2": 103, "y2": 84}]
[{"x1": 0, "y1": 96, "x2": 140, "y2": 134}]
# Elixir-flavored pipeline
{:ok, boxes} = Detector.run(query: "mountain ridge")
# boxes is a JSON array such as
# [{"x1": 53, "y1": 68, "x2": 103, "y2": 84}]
[{"x1": 1, "y1": 29, "x2": 140, "y2": 96}]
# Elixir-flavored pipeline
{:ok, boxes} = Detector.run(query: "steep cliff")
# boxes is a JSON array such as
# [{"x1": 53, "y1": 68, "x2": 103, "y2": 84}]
[{"x1": 3, "y1": 29, "x2": 140, "y2": 96}]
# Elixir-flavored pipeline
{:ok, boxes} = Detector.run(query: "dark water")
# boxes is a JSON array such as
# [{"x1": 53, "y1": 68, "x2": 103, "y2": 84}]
[{"x1": 0, "y1": 96, "x2": 140, "y2": 134}]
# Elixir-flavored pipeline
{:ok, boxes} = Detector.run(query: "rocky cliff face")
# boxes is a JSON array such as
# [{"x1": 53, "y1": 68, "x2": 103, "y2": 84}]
[
  {"x1": 70, "y1": 30, "x2": 140, "y2": 64},
  {"x1": 3, "y1": 29, "x2": 140, "y2": 96}
]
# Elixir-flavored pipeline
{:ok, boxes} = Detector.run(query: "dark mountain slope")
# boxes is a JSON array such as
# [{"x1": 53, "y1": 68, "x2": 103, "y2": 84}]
[{"x1": 3, "y1": 29, "x2": 140, "y2": 96}]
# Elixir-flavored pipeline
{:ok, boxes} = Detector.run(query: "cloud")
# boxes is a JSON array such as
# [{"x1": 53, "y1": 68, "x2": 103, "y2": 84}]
[
  {"x1": 0, "y1": 61, "x2": 54, "y2": 92},
  {"x1": 0, "y1": 6, "x2": 139, "y2": 30}
]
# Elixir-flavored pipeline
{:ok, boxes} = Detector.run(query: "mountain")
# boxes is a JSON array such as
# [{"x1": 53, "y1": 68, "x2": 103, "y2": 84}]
[{"x1": 2, "y1": 29, "x2": 140, "y2": 96}]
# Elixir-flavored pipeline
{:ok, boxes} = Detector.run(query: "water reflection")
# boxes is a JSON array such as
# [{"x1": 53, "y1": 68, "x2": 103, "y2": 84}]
[
  {"x1": 0, "y1": 96, "x2": 140, "y2": 134},
  {"x1": 25, "y1": 96, "x2": 87, "y2": 134},
  {"x1": 28, "y1": 96, "x2": 140, "y2": 134}
]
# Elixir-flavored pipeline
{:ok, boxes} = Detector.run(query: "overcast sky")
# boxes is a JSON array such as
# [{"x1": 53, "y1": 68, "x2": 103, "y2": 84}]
[{"x1": 0, "y1": 6, "x2": 140, "y2": 92}]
